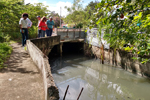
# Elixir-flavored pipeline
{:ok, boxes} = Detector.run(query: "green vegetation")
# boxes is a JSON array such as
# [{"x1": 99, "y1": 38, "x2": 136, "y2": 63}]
[
  {"x1": 64, "y1": 0, "x2": 98, "y2": 28},
  {"x1": 0, "y1": 42, "x2": 12, "y2": 68},
  {"x1": 90, "y1": 0, "x2": 150, "y2": 63},
  {"x1": 0, "y1": 0, "x2": 50, "y2": 40},
  {"x1": 0, "y1": 0, "x2": 51, "y2": 68},
  {"x1": 65, "y1": 0, "x2": 150, "y2": 63},
  {"x1": 1, "y1": 0, "x2": 150, "y2": 65},
  {"x1": 0, "y1": 32, "x2": 12, "y2": 68}
]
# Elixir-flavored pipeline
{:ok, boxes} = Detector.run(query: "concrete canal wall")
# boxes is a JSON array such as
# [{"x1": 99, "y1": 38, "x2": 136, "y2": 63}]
[
  {"x1": 85, "y1": 28, "x2": 150, "y2": 78},
  {"x1": 84, "y1": 43, "x2": 150, "y2": 78},
  {"x1": 30, "y1": 36, "x2": 60, "y2": 56},
  {"x1": 27, "y1": 40, "x2": 59, "y2": 100}
]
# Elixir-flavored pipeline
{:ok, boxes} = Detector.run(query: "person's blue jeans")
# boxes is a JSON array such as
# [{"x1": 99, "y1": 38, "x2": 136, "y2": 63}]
[
  {"x1": 46, "y1": 28, "x2": 53, "y2": 37},
  {"x1": 49, "y1": 28, "x2": 53, "y2": 36},
  {"x1": 46, "y1": 29, "x2": 52, "y2": 37},
  {"x1": 21, "y1": 28, "x2": 28, "y2": 46},
  {"x1": 46, "y1": 29, "x2": 50, "y2": 36},
  {"x1": 38, "y1": 29, "x2": 41, "y2": 38},
  {"x1": 40, "y1": 30, "x2": 45, "y2": 37}
]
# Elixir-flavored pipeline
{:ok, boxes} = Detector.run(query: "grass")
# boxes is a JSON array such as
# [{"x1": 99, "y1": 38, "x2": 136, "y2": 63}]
[
  {"x1": 24, "y1": 46, "x2": 27, "y2": 51},
  {"x1": 0, "y1": 42, "x2": 12, "y2": 69}
]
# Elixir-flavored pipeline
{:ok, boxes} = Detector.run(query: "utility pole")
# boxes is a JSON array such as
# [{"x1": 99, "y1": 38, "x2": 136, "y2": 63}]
[{"x1": 60, "y1": 7, "x2": 61, "y2": 28}]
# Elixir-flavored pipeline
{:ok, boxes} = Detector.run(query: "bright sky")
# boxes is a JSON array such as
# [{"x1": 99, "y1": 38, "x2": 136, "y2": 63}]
[{"x1": 24, "y1": 0, "x2": 100, "y2": 17}]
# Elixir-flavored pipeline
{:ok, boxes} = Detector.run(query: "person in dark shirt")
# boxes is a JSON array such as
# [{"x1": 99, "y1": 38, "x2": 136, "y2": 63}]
[{"x1": 46, "y1": 17, "x2": 54, "y2": 36}]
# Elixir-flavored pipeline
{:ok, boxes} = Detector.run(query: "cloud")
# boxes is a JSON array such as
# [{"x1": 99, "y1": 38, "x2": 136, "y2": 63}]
[
  {"x1": 47, "y1": 1, "x2": 72, "y2": 17},
  {"x1": 24, "y1": 0, "x2": 72, "y2": 17}
]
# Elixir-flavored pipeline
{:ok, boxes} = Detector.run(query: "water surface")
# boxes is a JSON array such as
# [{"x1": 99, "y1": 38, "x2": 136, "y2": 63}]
[{"x1": 50, "y1": 54, "x2": 150, "y2": 100}]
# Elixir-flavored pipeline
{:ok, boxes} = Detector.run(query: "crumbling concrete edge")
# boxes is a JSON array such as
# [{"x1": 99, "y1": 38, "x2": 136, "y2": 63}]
[
  {"x1": 84, "y1": 43, "x2": 150, "y2": 78},
  {"x1": 27, "y1": 40, "x2": 59, "y2": 100}
]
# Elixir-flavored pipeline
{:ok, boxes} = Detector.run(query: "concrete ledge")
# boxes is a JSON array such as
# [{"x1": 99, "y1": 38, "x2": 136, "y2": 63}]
[
  {"x1": 27, "y1": 40, "x2": 59, "y2": 100},
  {"x1": 30, "y1": 36, "x2": 60, "y2": 50}
]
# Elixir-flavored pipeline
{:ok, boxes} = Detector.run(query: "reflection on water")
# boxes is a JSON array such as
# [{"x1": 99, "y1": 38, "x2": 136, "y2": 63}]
[{"x1": 50, "y1": 54, "x2": 150, "y2": 100}]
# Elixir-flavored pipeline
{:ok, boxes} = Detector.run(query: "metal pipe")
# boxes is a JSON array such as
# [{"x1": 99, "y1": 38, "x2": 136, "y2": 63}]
[
  {"x1": 77, "y1": 87, "x2": 84, "y2": 100},
  {"x1": 63, "y1": 85, "x2": 69, "y2": 100}
]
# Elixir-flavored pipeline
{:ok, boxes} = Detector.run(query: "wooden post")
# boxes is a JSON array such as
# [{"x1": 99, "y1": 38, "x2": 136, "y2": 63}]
[
  {"x1": 100, "y1": 43, "x2": 104, "y2": 64},
  {"x1": 60, "y1": 43, "x2": 63, "y2": 57},
  {"x1": 57, "y1": 43, "x2": 63, "y2": 57},
  {"x1": 102, "y1": 44, "x2": 104, "y2": 64}
]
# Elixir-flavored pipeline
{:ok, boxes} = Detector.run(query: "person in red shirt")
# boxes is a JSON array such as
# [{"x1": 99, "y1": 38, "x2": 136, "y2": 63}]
[
  {"x1": 46, "y1": 18, "x2": 49, "y2": 37},
  {"x1": 39, "y1": 16, "x2": 47, "y2": 37}
]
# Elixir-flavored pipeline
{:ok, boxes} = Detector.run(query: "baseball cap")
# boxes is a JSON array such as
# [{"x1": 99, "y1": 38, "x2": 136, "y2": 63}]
[{"x1": 36, "y1": 16, "x2": 40, "y2": 18}]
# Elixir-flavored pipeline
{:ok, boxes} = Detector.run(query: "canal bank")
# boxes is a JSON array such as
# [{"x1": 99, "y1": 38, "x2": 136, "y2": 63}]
[{"x1": 84, "y1": 43, "x2": 150, "y2": 78}]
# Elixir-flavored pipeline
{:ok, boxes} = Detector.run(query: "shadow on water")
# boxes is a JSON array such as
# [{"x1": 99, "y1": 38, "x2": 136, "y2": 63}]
[{"x1": 48, "y1": 42, "x2": 86, "y2": 74}]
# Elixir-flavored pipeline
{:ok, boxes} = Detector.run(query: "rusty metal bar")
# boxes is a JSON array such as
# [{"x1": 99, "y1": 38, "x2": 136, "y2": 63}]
[
  {"x1": 77, "y1": 87, "x2": 84, "y2": 100},
  {"x1": 63, "y1": 85, "x2": 69, "y2": 100}
]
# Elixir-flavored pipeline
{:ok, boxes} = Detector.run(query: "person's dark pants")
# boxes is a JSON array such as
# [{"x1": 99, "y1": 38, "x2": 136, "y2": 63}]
[
  {"x1": 41, "y1": 30, "x2": 45, "y2": 37},
  {"x1": 46, "y1": 28, "x2": 52, "y2": 37},
  {"x1": 46, "y1": 29, "x2": 50, "y2": 36},
  {"x1": 21, "y1": 28, "x2": 28, "y2": 46},
  {"x1": 49, "y1": 28, "x2": 53, "y2": 36},
  {"x1": 50, "y1": 28, "x2": 53, "y2": 36},
  {"x1": 38, "y1": 29, "x2": 41, "y2": 38}
]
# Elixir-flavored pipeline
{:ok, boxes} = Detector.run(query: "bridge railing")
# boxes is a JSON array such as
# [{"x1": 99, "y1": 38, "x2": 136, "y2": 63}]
[{"x1": 56, "y1": 28, "x2": 85, "y2": 41}]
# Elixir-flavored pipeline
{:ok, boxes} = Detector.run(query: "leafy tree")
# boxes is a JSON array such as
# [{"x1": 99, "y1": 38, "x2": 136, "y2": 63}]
[
  {"x1": 64, "y1": 0, "x2": 90, "y2": 28},
  {"x1": 0, "y1": 0, "x2": 50, "y2": 39},
  {"x1": 85, "y1": 1, "x2": 98, "y2": 16},
  {"x1": 90, "y1": 0, "x2": 150, "y2": 63}
]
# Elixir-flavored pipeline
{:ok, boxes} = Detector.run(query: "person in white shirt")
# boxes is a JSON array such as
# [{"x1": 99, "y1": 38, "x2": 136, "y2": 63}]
[
  {"x1": 37, "y1": 16, "x2": 41, "y2": 38},
  {"x1": 19, "y1": 16, "x2": 32, "y2": 32},
  {"x1": 19, "y1": 13, "x2": 29, "y2": 47}
]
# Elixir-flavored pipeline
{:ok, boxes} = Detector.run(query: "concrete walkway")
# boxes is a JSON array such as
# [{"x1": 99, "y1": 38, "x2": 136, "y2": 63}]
[{"x1": 0, "y1": 43, "x2": 44, "y2": 100}]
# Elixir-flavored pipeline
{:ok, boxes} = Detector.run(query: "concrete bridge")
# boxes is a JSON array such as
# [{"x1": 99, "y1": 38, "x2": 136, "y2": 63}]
[
  {"x1": 26, "y1": 28, "x2": 86, "y2": 100},
  {"x1": 29, "y1": 28, "x2": 85, "y2": 56}
]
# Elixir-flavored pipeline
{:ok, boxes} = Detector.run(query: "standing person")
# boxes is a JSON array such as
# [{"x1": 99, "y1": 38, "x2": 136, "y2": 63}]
[
  {"x1": 19, "y1": 13, "x2": 28, "y2": 47},
  {"x1": 27, "y1": 17, "x2": 32, "y2": 31},
  {"x1": 19, "y1": 15, "x2": 32, "y2": 35},
  {"x1": 37, "y1": 16, "x2": 41, "y2": 38},
  {"x1": 39, "y1": 16, "x2": 47, "y2": 37},
  {"x1": 46, "y1": 17, "x2": 54, "y2": 36},
  {"x1": 46, "y1": 18, "x2": 49, "y2": 37}
]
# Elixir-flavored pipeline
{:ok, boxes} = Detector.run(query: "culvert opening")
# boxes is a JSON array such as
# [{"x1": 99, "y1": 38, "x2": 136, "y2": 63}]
[{"x1": 48, "y1": 42, "x2": 84, "y2": 60}]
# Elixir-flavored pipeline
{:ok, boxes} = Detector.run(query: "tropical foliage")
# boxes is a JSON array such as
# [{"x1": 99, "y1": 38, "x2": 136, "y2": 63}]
[
  {"x1": 64, "y1": 0, "x2": 98, "y2": 28},
  {"x1": 0, "y1": 0, "x2": 50, "y2": 67},
  {"x1": 90, "y1": 0, "x2": 150, "y2": 63},
  {"x1": 0, "y1": 31, "x2": 12, "y2": 68},
  {"x1": 0, "y1": 0, "x2": 50, "y2": 39}
]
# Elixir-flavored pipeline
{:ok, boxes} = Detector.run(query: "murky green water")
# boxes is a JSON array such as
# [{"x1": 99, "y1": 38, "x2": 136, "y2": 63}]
[{"x1": 50, "y1": 54, "x2": 150, "y2": 100}]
